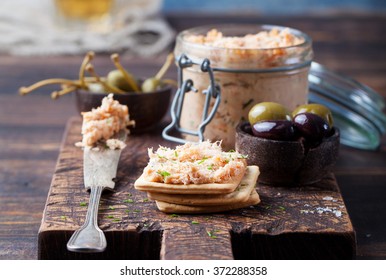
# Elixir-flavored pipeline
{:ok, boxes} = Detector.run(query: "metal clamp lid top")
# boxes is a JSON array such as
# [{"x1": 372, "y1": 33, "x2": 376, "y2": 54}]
[{"x1": 162, "y1": 54, "x2": 221, "y2": 144}]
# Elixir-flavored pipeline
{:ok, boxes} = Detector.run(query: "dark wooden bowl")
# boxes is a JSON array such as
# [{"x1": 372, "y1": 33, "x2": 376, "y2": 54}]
[
  {"x1": 75, "y1": 86, "x2": 172, "y2": 133},
  {"x1": 235, "y1": 121, "x2": 340, "y2": 187}
]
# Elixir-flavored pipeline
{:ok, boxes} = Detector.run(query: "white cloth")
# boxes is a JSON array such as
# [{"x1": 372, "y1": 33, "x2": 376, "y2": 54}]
[{"x1": 0, "y1": 0, "x2": 175, "y2": 56}]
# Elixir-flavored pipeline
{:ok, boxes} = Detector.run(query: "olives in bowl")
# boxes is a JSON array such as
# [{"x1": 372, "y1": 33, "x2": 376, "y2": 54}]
[{"x1": 236, "y1": 102, "x2": 340, "y2": 186}]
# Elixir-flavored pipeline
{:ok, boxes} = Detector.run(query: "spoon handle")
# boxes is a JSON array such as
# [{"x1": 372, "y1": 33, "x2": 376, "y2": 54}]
[{"x1": 67, "y1": 186, "x2": 106, "y2": 253}]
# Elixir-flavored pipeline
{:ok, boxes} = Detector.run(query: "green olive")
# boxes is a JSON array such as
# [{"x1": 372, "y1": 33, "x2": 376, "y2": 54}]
[
  {"x1": 106, "y1": 69, "x2": 137, "y2": 92},
  {"x1": 248, "y1": 102, "x2": 291, "y2": 125},
  {"x1": 141, "y1": 77, "x2": 161, "y2": 92},
  {"x1": 292, "y1": 104, "x2": 334, "y2": 127}
]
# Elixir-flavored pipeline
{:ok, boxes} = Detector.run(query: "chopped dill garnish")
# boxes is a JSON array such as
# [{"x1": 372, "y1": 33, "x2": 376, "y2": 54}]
[
  {"x1": 157, "y1": 170, "x2": 171, "y2": 177},
  {"x1": 237, "y1": 154, "x2": 248, "y2": 159},
  {"x1": 207, "y1": 230, "x2": 218, "y2": 238}
]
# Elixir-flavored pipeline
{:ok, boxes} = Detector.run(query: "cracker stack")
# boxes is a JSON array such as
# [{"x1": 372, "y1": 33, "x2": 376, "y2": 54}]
[{"x1": 134, "y1": 166, "x2": 260, "y2": 214}]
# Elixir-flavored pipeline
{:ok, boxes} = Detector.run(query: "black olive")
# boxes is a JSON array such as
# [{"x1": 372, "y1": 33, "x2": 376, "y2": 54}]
[
  {"x1": 292, "y1": 104, "x2": 334, "y2": 127},
  {"x1": 293, "y1": 113, "x2": 330, "y2": 141},
  {"x1": 252, "y1": 120, "x2": 296, "y2": 141}
]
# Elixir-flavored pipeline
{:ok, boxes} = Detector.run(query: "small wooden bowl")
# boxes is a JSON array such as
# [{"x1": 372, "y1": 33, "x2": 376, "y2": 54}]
[
  {"x1": 75, "y1": 85, "x2": 172, "y2": 134},
  {"x1": 235, "y1": 121, "x2": 340, "y2": 186}
]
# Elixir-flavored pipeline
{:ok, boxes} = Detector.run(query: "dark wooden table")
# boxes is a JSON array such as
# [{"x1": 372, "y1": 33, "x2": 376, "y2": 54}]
[{"x1": 1, "y1": 14, "x2": 386, "y2": 260}]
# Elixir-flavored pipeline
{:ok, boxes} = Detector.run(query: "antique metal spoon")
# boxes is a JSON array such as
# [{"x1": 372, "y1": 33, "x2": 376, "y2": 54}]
[{"x1": 67, "y1": 132, "x2": 126, "y2": 253}]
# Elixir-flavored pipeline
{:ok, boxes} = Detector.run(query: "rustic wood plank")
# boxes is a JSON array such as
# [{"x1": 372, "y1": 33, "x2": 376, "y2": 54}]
[
  {"x1": 37, "y1": 117, "x2": 356, "y2": 259},
  {"x1": 161, "y1": 222, "x2": 234, "y2": 260}
]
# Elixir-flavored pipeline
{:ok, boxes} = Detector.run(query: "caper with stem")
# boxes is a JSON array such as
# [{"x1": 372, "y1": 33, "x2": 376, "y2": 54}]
[
  {"x1": 86, "y1": 82, "x2": 106, "y2": 94},
  {"x1": 141, "y1": 53, "x2": 174, "y2": 92},
  {"x1": 85, "y1": 64, "x2": 126, "y2": 94},
  {"x1": 19, "y1": 78, "x2": 81, "y2": 96},
  {"x1": 51, "y1": 85, "x2": 78, "y2": 100},
  {"x1": 141, "y1": 77, "x2": 160, "y2": 93},
  {"x1": 79, "y1": 51, "x2": 95, "y2": 89},
  {"x1": 107, "y1": 69, "x2": 135, "y2": 92},
  {"x1": 110, "y1": 53, "x2": 140, "y2": 92}
]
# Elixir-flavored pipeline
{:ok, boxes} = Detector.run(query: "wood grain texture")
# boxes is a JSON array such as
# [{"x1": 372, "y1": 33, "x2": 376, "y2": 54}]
[{"x1": 38, "y1": 118, "x2": 355, "y2": 259}]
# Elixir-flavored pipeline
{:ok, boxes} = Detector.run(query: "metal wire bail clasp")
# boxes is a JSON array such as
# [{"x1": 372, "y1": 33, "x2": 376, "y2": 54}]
[{"x1": 162, "y1": 54, "x2": 221, "y2": 144}]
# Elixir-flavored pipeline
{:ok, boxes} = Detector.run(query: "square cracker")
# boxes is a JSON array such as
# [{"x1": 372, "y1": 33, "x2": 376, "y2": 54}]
[
  {"x1": 155, "y1": 189, "x2": 260, "y2": 214},
  {"x1": 134, "y1": 166, "x2": 246, "y2": 194},
  {"x1": 147, "y1": 166, "x2": 259, "y2": 206}
]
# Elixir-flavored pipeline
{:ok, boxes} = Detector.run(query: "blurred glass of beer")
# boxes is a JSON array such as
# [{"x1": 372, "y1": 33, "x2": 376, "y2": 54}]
[
  {"x1": 55, "y1": 0, "x2": 113, "y2": 20},
  {"x1": 54, "y1": 0, "x2": 114, "y2": 32}
]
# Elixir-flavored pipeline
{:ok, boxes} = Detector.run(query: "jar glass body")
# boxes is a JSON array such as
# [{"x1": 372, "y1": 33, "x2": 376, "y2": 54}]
[{"x1": 174, "y1": 24, "x2": 313, "y2": 150}]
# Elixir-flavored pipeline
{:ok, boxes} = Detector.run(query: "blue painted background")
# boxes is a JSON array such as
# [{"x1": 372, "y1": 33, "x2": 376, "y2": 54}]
[{"x1": 162, "y1": 0, "x2": 386, "y2": 14}]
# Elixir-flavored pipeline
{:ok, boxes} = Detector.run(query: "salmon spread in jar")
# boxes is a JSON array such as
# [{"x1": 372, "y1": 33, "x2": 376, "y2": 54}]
[{"x1": 173, "y1": 24, "x2": 313, "y2": 150}]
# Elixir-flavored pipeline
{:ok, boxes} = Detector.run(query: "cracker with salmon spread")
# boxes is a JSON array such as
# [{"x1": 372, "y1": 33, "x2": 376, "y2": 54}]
[
  {"x1": 147, "y1": 166, "x2": 259, "y2": 205},
  {"x1": 134, "y1": 141, "x2": 248, "y2": 194}
]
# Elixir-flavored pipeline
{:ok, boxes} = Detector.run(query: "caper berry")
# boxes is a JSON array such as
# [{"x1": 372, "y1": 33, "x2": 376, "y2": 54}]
[
  {"x1": 248, "y1": 102, "x2": 291, "y2": 126},
  {"x1": 87, "y1": 82, "x2": 105, "y2": 93},
  {"x1": 141, "y1": 77, "x2": 161, "y2": 93},
  {"x1": 107, "y1": 69, "x2": 137, "y2": 92},
  {"x1": 292, "y1": 104, "x2": 334, "y2": 127},
  {"x1": 252, "y1": 120, "x2": 296, "y2": 141}
]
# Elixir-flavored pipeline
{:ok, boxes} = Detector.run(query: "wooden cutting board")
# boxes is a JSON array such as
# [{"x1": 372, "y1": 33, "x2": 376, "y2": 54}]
[{"x1": 38, "y1": 117, "x2": 356, "y2": 260}]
